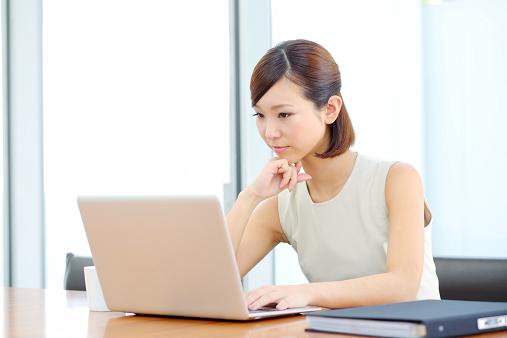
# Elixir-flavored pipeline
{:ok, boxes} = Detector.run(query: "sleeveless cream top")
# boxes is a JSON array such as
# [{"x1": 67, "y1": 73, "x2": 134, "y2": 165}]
[{"x1": 277, "y1": 153, "x2": 440, "y2": 300}]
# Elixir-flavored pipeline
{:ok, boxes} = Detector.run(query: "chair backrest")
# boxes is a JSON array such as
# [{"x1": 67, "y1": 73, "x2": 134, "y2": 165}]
[
  {"x1": 64, "y1": 252, "x2": 94, "y2": 291},
  {"x1": 434, "y1": 257, "x2": 507, "y2": 302}
]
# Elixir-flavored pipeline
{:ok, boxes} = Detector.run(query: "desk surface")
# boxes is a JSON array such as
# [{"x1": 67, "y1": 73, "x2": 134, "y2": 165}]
[{"x1": 2, "y1": 287, "x2": 507, "y2": 338}]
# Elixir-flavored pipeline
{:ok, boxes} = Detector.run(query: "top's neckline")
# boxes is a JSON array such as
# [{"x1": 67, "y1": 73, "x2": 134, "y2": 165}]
[{"x1": 304, "y1": 152, "x2": 360, "y2": 207}]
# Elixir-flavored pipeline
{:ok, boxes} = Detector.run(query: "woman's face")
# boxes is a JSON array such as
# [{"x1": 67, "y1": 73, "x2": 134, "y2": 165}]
[{"x1": 253, "y1": 77, "x2": 329, "y2": 164}]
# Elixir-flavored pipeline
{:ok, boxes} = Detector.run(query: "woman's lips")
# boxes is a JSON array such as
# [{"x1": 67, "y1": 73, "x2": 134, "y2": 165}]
[{"x1": 272, "y1": 146, "x2": 289, "y2": 154}]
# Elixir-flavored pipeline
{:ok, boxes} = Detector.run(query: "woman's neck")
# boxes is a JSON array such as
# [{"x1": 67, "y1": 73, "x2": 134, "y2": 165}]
[{"x1": 301, "y1": 150, "x2": 357, "y2": 196}]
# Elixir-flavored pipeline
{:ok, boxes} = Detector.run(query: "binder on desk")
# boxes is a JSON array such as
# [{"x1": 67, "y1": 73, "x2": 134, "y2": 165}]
[{"x1": 305, "y1": 299, "x2": 507, "y2": 337}]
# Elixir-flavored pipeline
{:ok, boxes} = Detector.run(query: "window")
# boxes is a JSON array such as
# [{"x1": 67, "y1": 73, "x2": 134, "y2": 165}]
[
  {"x1": 43, "y1": 0, "x2": 230, "y2": 288},
  {"x1": 423, "y1": 0, "x2": 507, "y2": 257}
]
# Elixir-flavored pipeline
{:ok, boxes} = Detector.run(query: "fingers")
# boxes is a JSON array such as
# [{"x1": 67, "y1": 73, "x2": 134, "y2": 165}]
[
  {"x1": 271, "y1": 159, "x2": 290, "y2": 175},
  {"x1": 288, "y1": 164, "x2": 298, "y2": 192},
  {"x1": 247, "y1": 284, "x2": 308, "y2": 311},
  {"x1": 295, "y1": 161, "x2": 302, "y2": 172},
  {"x1": 296, "y1": 173, "x2": 312, "y2": 183},
  {"x1": 248, "y1": 287, "x2": 283, "y2": 311},
  {"x1": 276, "y1": 300, "x2": 288, "y2": 310},
  {"x1": 246, "y1": 285, "x2": 270, "y2": 307},
  {"x1": 293, "y1": 161, "x2": 312, "y2": 185},
  {"x1": 250, "y1": 294, "x2": 281, "y2": 311},
  {"x1": 268, "y1": 159, "x2": 311, "y2": 193},
  {"x1": 278, "y1": 164, "x2": 293, "y2": 189},
  {"x1": 275, "y1": 160, "x2": 311, "y2": 191}
]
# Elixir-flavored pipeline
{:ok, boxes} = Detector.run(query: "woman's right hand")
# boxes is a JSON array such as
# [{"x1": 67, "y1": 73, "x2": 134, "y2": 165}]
[{"x1": 245, "y1": 158, "x2": 312, "y2": 200}]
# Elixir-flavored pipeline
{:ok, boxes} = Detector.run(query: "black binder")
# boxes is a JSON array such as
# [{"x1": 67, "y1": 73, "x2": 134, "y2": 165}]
[{"x1": 306, "y1": 300, "x2": 507, "y2": 337}]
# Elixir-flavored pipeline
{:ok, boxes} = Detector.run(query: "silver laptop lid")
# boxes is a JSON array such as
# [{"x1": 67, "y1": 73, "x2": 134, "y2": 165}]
[{"x1": 78, "y1": 195, "x2": 250, "y2": 320}]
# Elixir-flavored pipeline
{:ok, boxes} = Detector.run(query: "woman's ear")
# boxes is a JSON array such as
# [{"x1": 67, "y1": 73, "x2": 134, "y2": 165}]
[{"x1": 324, "y1": 95, "x2": 342, "y2": 124}]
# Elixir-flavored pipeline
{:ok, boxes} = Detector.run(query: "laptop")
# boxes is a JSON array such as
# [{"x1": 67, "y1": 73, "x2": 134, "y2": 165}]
[{"x1": 77, "y1": 195, "x2": 323, "y2": 320}]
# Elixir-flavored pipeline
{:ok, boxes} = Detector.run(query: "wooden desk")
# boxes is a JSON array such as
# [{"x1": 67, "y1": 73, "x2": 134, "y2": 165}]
[{"x1": 2, "y1": 287, "x2": 507, "y2": 338}]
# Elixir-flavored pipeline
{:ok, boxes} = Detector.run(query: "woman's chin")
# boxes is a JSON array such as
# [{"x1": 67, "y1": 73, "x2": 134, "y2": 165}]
[{"x1": 273, "y1": 148, "x2": 305, "y2": 164}]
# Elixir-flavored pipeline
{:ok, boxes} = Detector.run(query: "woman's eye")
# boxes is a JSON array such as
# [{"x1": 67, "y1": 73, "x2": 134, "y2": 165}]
[
  {"x1": 279, "y1": 112, "x2": 291, "y2": 118},
  {"x1": 252, "y1": 112, "x2": 264, "y2": 118}
]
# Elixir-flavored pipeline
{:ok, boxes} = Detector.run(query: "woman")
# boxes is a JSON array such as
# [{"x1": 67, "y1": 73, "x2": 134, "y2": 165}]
[{"x1": 226, "y1": 39, "x2": 440, "y2": 311}]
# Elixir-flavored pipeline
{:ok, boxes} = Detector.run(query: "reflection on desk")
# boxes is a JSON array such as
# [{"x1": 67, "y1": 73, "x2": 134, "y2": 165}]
[{"x1": 2, "y1": 287, "x2": 507, "y2": 338}]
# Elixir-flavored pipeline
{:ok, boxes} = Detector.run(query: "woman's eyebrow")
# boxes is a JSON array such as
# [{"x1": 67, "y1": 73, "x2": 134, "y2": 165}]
[{"x1": 253, "y1": 103, "x2": 294, "y2": 109}]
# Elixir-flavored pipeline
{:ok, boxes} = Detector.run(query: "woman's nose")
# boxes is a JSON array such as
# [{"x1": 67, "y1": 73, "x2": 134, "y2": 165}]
[{"x1": 264, "y1": 122, "x2": 281, "y2": 139}]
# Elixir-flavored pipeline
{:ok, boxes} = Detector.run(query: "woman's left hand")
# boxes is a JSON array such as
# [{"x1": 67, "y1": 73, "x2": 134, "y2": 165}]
[{"x1": 247, "y1": 284, "x2": 313, "y2": 310}]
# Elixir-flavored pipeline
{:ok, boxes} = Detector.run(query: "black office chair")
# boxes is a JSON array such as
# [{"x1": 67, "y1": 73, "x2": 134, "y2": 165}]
[
  {"x1": 63, "y1": 252, "x2": 94, "y2": 291},
  {"x1": 434, "y1": 257, "x2": 507, "y2": 302}
]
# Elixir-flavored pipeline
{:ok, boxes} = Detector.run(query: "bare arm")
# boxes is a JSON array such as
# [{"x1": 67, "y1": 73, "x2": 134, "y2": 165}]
[
  {"x1": 235, "y1": 196, "x2": 286, "y2": 278},
  {"x1": 226, "y1": 188, "x2": 264, "y2": 256},
  {"x1": 226, "y1": 158, "x2": 311, "y2": 277}
]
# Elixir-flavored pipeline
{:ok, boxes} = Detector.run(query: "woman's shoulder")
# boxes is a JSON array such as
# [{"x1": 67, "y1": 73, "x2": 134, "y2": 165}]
[
  {"x1": 358, "y1": 153, "x2": 419, "y2": 176},
  {"x1": 357, "y1": 152, "x2": 396, "y2": 167},
  {"x1": 386, "y1": 162, "x2": 423, "y2": 190},
  {"x1": 355, "y1": 154, "x2": 422, "y2": 193},
  {"x1": 352, "y1": 153, "x2": 394, "y2": 182}
]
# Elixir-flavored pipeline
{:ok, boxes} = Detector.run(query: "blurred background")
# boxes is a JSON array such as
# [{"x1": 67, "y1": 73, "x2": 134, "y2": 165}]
[{"x1": 1, "y1": 0, "x2": 506, "y2": 290}]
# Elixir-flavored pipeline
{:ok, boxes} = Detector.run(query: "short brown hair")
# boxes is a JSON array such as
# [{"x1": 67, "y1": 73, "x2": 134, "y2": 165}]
[{"x1": 250, "y1": 39, "x2": 355, "y2": 158}]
